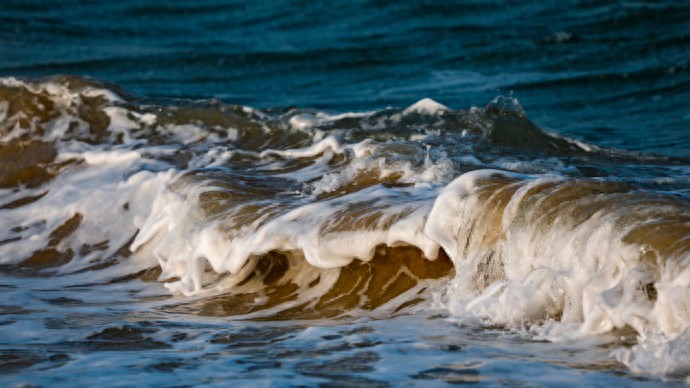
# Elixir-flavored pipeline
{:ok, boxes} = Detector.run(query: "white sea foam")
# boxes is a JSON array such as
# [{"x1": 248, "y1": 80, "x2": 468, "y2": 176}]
[
  {"x1": 0, "y1": 146, "x2": 169, "y2": 273},
  {"x1": 288, "y1": 111, "x2": 371, "y2": 130},
  {"x1": 260, "y1": 135, "x2": 344, "y2": 158},
  {"x1": 81, "y1": 87, "x2": 123, "y2": 103},
  {"x1": 402, "y1": 98, "x2": 449, "y2": 116},
  {"x1": 1, "y1": 77, "x2": 688, "y2": 382},
  {"x1": 132, "y1": 165, "x2": 690, "y2": 369}
]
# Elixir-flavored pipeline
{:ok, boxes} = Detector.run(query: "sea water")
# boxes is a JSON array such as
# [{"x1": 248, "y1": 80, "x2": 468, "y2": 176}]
[{"x1": 1, "y1": 1, "x2": 690, "y2": 386}]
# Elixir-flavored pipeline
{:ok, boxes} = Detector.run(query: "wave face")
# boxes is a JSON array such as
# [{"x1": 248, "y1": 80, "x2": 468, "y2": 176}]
[{"x1": 1, "y1": 76, "x2": 690, "y2": 382}]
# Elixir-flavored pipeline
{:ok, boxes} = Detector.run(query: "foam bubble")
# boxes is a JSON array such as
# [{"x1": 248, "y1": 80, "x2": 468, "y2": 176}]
[{"x1": 402, "y1": 98, "x2": 449, "y2": 116}]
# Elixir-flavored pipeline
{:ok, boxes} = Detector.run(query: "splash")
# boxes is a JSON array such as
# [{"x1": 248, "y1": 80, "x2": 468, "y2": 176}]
[{"x1": 1, "y1": 76, "x2": 689, "y2": 381}]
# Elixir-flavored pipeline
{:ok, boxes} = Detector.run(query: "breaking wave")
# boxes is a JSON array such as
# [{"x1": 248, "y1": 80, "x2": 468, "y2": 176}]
[{"x1": 2, "y1": 76, "x2": 690, "y2": 380}]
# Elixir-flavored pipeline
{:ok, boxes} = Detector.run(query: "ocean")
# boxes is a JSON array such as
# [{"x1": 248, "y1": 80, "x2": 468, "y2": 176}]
[{"x1": 1, "y1": 0, "x2": 690, "y2": 386}]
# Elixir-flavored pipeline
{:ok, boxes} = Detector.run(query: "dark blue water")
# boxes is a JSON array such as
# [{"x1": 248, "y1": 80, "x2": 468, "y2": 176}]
[{"x1": 2, "y1": 0, "x2": 689, "y2": 155}]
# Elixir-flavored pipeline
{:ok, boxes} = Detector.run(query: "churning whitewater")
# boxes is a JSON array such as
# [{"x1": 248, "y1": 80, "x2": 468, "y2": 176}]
[{"x1": 1, "y1": 76, "x2": 690, "y2": 382}]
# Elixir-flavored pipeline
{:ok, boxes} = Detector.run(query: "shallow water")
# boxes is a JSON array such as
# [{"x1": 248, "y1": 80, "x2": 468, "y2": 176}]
[{"x1": 1, "y1": 1, "x2": 690, "y2": 386}]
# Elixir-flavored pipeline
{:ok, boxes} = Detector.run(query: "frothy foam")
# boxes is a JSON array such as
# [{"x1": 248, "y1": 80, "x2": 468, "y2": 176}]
[{"x1": 1, "y1": 76, "x2": 689, "y2": 381}]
